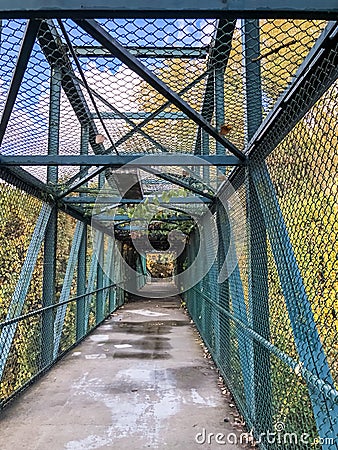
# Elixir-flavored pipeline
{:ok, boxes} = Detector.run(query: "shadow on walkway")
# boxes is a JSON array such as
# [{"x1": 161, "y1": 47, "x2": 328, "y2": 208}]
[{"x1": 0, "y1": 283, "x2": 244, "y2": 449}]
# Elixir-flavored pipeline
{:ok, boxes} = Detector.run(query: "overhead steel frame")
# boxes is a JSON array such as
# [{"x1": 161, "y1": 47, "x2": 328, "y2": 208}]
[
  {"x1": 0, "y1": 1, "x2": 337, "y2": 19},
  {"x1": 0, "y1": 7, "x2": 337, "y2": 448}
]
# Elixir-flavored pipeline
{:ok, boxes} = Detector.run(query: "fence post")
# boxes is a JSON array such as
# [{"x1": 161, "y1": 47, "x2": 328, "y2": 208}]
[
  {"x1": 218, "y1": 202, "x2": 254, "y2": 419},
  {"x1": 96, "y1": 231, "x2": 105, "y2": 324},
  {"x1": 84, "y1": 230, "x2": 103, "y2": 330},
  {"x1": 76, "y1": 125, "x2": 89, "y2": 341},
  {"x1": 53, "y1": 221, "x2": 84, "y2": 359},
  {"x1": 76, "y1": 224, "x2": 87, "y2": 341},
  {"x1": 41, "y1": 65, "x2": 61, "y2": 368},
  {"x1": 243, "y1": 18, "x2": 273, "y2": 436}
]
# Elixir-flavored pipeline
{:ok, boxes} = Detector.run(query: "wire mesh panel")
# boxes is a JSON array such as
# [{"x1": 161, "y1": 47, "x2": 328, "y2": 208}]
[{"x1": 0, "y1": 10, "x2": 337, "y2": 450}]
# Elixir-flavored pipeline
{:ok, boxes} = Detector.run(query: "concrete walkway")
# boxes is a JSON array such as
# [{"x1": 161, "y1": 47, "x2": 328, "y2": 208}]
[{"x1": 0, "y1": 283, "x2": 244, "y2": 449}]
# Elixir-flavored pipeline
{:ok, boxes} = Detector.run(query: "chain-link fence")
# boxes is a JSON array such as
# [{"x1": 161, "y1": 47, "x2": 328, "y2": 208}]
[
  {"x1": 0, "y1": 13, "x2": 337, "y2": 450},
  {"x1": 0, "y1": 180, "x2": 127, "y2": 407},
  {"x1": 181, "y1": 22, "x2": 338, "y2": 449}
]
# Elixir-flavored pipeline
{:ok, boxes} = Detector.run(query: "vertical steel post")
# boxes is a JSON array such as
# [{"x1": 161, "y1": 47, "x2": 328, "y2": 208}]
[
  {"x1": 243, "y1": 18, "x2": 272, "y2": 434},
  {"x1": 41, "y1": 65, "x2": 61, "y2": 368},
  {"x1": 214, "y1": 66, "x2": 225, "y2": 360},
  {"x1": 202, "y1": 130, "x2": 210, "y2": 184},
  {"x1": 0, "y1": 205, "x2": 52, "y2": 379},
  {"x1": 76, "y1": 225, "x2": 87, "y2": 341},
  {"x1": 242, "y1": 20, "x2": 262, "y2": 142},
  {"x1": 84, "y1": 233, "x2": 101, "y2": 330},
  {"x1": 218, "y1": 201, "x2": 254, "y2": 418},
  {"x1": 96, "y1": 171, "x2": 105, "y2": 324},
  {"x1": 41, "y1": 207, "x2": 57, "y2": 368},
  {"x1": 76, "y1": 125, "x2": 89, "y2": 341},
  {"x1": 251, "y1": 161, "x2": 338, "y2": 447},
  {"x1": 106, "y1": 237, "x2": 116, "y2": 313},
  {"x1": 216, "y1": 202, "x2": 231, "y2": 374},
  {"x1": 47, "y1": 66, "x2": 61, "y2": 184},
  {"x1": 215, "y1": 67, "x2": 225, "y2": 157},
  {"x1": 53, "y1": 221, "x2": 85, "y2": 359},
  {"x1": 96, "y1": 231, "x2": 105, "y2": 324}
]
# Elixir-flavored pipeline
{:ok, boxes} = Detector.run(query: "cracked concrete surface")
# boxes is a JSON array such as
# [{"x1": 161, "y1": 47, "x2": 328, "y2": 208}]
[{"x1": 0, "y1": 283, "x2": 243, "y2": 449}]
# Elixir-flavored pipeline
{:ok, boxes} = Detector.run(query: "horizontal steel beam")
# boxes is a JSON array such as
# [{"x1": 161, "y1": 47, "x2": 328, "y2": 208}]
[
  {"x1": 1, "y1": 1, "x2": 337, "y2": 19},
  {"x1": 74, "y1": 45, "x2": 209, "y2": 59},
  {"x1": 64, "y1": 196, "x2": 211, "y2": 204},
  {"x1": 0, "y1": 154, "x2": 242, "y2": 166},
  {"x1": 90, "y1": 111, "x2": 188, "y2": 120},
  {"x1": 94, "y1": 215, "x2": 192, "y2": 221}
]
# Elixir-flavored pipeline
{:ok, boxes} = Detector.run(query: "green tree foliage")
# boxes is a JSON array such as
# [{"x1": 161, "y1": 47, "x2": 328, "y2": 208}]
[
  {"x1": 0, "y1": 185, "x2": 79, "y2": 401},
  {"x1": 0, "y1": 183, "x2": 43, "y2": 400}
]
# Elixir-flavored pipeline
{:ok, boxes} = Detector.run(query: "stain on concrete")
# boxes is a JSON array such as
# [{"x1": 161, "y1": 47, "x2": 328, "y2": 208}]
[{"x1": 0, "y1": 283, "x2": 244, "y2": 450}]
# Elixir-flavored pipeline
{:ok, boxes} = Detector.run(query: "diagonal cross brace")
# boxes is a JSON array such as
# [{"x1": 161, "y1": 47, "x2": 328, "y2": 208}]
[
  {"x1": 217, "y1": 203, "x2": 255, "y2": 420},
  {"x1": 74, "y1": 19, "x2": 246, "y2": 162},
  {"x1": 0, "y1": 19, "x2": 40, "y2": 147},
  {"x1": 53, "y1": 221, "x2": 85, "y2": 359},
  {"x1": 0, "y1": 203, "x2": 52, "y2": 380},
  {"x1": 37, "y1": 20, "x2": 105, "y2": 155},
  {"x1": 251, "y1": 161, "x2": 338, "y2": 447},
  {"x1": 195, "y1": 19, "x2": 236, "y2": 155},
  {"x1": 84, "y1": 230, "x2": 104, "y2": 331}
]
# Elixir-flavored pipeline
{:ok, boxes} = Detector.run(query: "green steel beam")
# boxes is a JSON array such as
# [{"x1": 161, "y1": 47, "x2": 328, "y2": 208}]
[
  {"x1": 0, "y1": 204, "x2": 52, "y2": 380},
  {"x1": 215, "y1": 67, "x2": 225, "y2": 157},
  {"x1": 0, "y1": 154, "x2": 242, "y2": 166},
  {"x1": 96, "y1": 232, "x2": 105, "y2": 324},
  {"x1": 251, "y1": 161, "x2": 338, "y2": 448},
  {"x1": 103, "y1": 237, "x2": 114, "y2": 310},
  {"x1": 74, "y1": 45, "x2": 209, "y2": 59},
  {"x1": 37, "y1": 20, "x2": 105, "y2": 155},
  {"x1": 1, "y1": 1, "x2": 337, "y2": 19},
  {"x1": 195, "y1": 20, "x2": 236, "y2": 155},
  {"x1": 90, "y1": 111, "x2": 188, "y2": 120},
  {"x1": 75, "y1": 19, "x2": 246, "y2": 161},
  {"x1": 47, "y1": 66, "x2": 62, "y2": 184},
  {"x1": 64, "y1": 195, "x2": 211, "y2": 204},
  {"x1": 84, "y1": 230, "x2": 103, "y2": 330},
  {"x1": 76, "y1": 223, "x2": 87, "y2": 340},
  {"x1": 215, "y1": 202, "x2": 231, "y2": 379},
  {"x1": 243, "y1": 19, "x2": 273, "y2": 439},
  {"x1": 41, "y1": 64, "x2": 62, "y2": 367},
  {"x1": 0, "y1": 19, "x2": 40, "y2": 147},
  {"x1": 217, "y1": 203, "x2": 255, "y2": 424},
  {"x1": 76, "y1": 125, "x2": 89, "y2": 340},
  {"x1": 53, "y1": 221, "x2": 85, "y2": 359},
  {"x1": 222, "y1": 20, "x2": 338, "y2": 194},
  {"x1": 41, "y1": 207, "x2": 57, "y2": 369}
]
